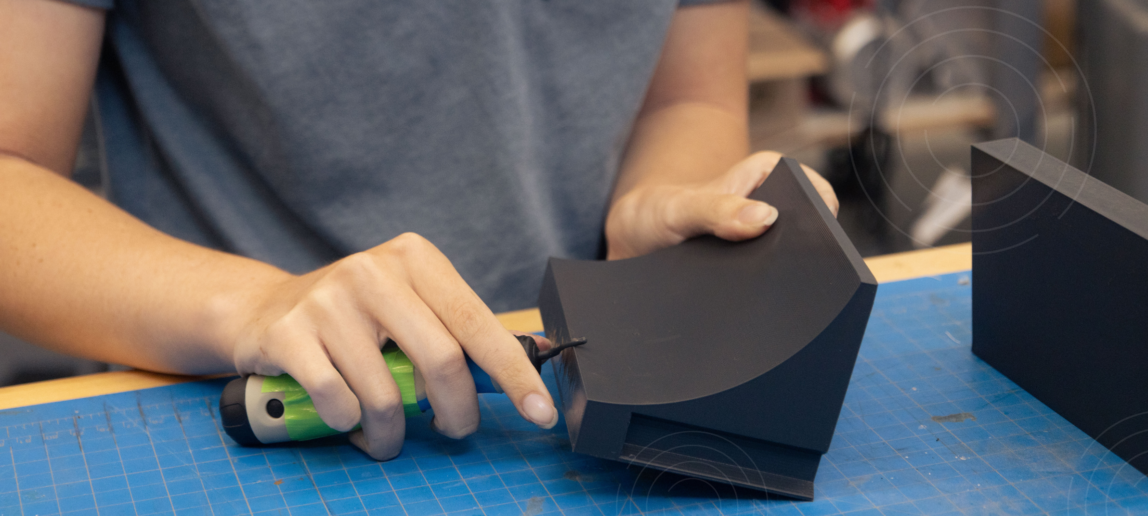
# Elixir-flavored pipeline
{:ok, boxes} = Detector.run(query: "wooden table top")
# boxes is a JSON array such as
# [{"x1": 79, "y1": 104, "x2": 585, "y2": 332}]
[{"x1": 0, "y1": 243, "x2": 971, "y2": 411}]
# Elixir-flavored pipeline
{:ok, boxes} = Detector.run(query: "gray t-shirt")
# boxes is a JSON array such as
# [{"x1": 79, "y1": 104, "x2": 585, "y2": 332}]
[{"x1": 68, "y1": 0, "x2": 716, "y2": 312}]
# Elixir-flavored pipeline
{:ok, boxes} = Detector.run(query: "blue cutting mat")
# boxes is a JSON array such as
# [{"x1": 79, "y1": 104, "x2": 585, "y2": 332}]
[{"x1": 4, "y1": 272, "x2": 1148, "y2": 516}]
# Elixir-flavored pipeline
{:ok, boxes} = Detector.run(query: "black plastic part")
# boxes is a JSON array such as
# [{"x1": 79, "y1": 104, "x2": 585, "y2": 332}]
[
  {"x1": 266, "y1": 398, "x2": 285, "y2": 419},
  {"x1": 516, "y1": 334, "x2": 544, "y2": 373},
  {"x1": 220, "y1": 376, "x2": 260, "y2": 446},
  {"x1": 516, "y1": 333, "x2": 585, "y2": 372},
  {"x1": 539, "y1": 158, "x2": 878, "y2": 500},
  {"x1": 970, "y1": 139, "x2": 1148, "y2": 475}
]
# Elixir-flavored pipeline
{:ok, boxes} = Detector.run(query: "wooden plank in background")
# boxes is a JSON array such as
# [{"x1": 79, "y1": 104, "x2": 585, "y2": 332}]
[{"x1": 748, "y1": 6, "x2": 827, "y2": 82}]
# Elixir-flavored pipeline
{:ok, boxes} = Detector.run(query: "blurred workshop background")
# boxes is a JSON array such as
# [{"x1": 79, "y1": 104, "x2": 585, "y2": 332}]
[{"x1": 3, "y1": 0, "x2": 1144, "y2": 387}]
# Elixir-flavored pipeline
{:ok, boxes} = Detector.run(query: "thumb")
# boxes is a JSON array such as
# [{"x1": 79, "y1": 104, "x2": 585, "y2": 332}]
[{"x1": 669, "y1": 190, "x2": 779, "y2": 242}]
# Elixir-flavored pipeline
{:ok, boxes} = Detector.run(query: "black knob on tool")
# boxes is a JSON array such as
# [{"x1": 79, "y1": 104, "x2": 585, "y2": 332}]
[{"x1": 219, "y1": 376, "x2": 259, "y2": 446}]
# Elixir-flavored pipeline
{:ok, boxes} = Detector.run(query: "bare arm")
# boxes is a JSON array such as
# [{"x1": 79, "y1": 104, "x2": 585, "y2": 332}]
[
  {"x1": 612, "y1": 0, "x2": 750, "y2": 202},
  {"x1": 0, "y1": 0, "x2": 101, "y2": 175},
  {"x1": 0, "y1": 0, "x2": 281, "y2": 372},
  {"x1": 0, "y1": 0, "x2": 555, "y2": 460},
  {"x1": 606, "y1": 0, "x2": 837, "y2": 259}
]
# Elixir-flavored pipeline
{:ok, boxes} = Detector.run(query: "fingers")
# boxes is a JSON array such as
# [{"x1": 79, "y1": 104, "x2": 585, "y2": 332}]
[
  {"x1": 241, "y1": 231, "x2": 559, "y2": 460},
  {"x1": 317, "y1": 291, "x2": 405, "y2": 460},
  {"x1": 663, "y1": 152, "x2": 841, "y2": 244},
  {"x1": 657, "y1": 150, "x2": 782, "y2": 243},
  {"x1": 666, "y1": 189, "x2": 778, "y2": 243},
  {"x1": 352, "y1": 268, "x2": 481, "y2": 439},
  {"x1": 425, "y1": 285, "x2": 558, "y2": 429},
  {"x1": 720, "y1": 150, "x2": 783, "y2": 195},
  {"x1": 391, "y1": 238, "x2": 558, "y2": 430},
  {"x1": 462, "y1": 329, "x2": 558, "y2": 429},
  {"x1": 718, "y1": 152, "x2": 837, "y2": 215},
  {"x1": 268, "y1": 325, "x2": 361, "y2": 433}
]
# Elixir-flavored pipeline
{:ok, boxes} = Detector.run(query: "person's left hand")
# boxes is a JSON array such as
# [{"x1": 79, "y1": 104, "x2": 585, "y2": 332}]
[{"x1": 605, "y1": 151, "x2": 838, "y2": 260}]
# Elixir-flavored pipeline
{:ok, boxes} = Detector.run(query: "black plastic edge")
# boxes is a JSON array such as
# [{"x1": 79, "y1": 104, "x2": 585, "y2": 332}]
[{"x1": 219, "y1": 376, "x2": 261, "y2": 446}]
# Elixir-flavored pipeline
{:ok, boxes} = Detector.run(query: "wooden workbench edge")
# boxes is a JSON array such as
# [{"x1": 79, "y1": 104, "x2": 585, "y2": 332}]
[
  {"x1": 0, "y1": 243, "x2": 971, "y2": 410},
  {"x1": 865, "y1": 242, "x2": 972, "y2": 283}
]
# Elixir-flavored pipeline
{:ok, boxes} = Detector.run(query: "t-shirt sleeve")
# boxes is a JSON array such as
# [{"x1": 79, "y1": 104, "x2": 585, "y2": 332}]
[{"x1": 57, "y1": 0, "x2": 114, "y2": 10}]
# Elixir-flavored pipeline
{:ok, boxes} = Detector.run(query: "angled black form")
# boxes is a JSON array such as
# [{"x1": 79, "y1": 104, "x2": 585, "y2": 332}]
[
  {"x1": 538, "y1": 159, "x2": 877, "y2": 500},
  {"x1": 971, "y1": 139, "x2": 1148, "y2": 475}
]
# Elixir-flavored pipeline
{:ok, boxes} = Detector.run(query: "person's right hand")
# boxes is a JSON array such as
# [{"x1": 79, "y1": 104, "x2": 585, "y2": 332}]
[{"x1": 228, "y1": 232, "x2": 559, "y2": 460}]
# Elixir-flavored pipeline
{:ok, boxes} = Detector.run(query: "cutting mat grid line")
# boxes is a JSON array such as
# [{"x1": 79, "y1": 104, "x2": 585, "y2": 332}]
[{"x1": 3, "y1": 272, "x2": 1147, "y2": 516}]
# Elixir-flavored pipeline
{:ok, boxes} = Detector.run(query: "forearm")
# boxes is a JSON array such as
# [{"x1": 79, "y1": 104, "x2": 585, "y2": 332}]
[
  {"x1": 0, "y1": 155, "x2": 290, "y2": 374},
  {"x1": 603, "y1": 1, "x2": 754, "y2": 259},
  {"x1": 612, "y1": 101, "x2": 748, "y2": 203},
  {"x1": 608, "y1": 0, "x2": 752, "y2": 232},
  {"x1": 611, "y1": 0, "x2": 749, "y2": 204}
]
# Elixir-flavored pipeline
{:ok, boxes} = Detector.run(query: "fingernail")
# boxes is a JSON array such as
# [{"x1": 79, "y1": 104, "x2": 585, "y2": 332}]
[
  {"x1": 739, "y1": 203, "x2": 778, "y2": 227},
  {"x1": 523, "y1": 393, "x2": 558, "y2": 429}
]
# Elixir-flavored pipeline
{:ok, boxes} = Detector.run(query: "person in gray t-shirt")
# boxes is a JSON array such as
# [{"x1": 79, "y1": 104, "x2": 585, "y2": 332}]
[{"x1": 0, "y1": 0, "x2": 836, "y2": 458}]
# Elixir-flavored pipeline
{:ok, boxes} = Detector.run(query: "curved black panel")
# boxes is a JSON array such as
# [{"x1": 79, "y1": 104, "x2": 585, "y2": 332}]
[{"x1": 539, "y1": 158, "x2": 877, "y2": 499}]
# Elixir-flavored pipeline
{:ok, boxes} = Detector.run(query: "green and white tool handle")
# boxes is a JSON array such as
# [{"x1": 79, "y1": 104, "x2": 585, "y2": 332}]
[{"x1": 220, "y1": 334, "x2": 574, "y2": 446}]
